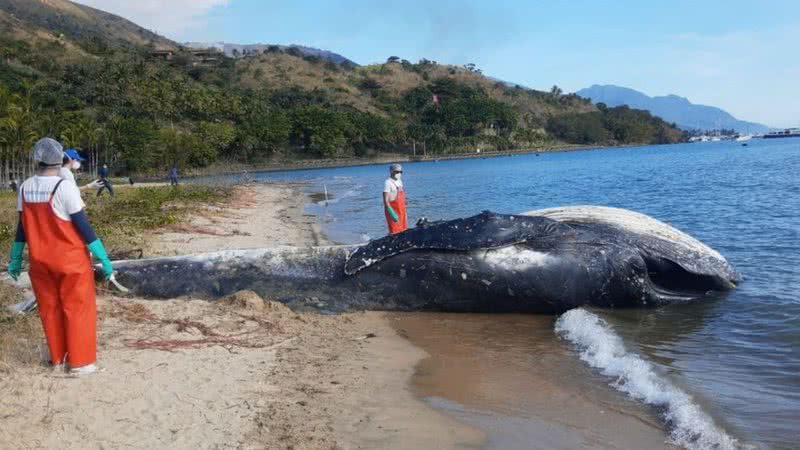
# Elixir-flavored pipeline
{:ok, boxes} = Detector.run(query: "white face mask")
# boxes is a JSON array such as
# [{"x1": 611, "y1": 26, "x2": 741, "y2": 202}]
[
  {"x1": 72, "y1": 161, "x2": 81, "y2": 170},
  {"x1": 393, "y1": 173, "x2": 402, "y2": 180}
]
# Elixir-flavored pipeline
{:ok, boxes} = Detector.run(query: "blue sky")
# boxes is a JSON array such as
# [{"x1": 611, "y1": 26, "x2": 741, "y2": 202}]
[{"x1": 76, "y1": 1, "x2": 800, "y2": 127}]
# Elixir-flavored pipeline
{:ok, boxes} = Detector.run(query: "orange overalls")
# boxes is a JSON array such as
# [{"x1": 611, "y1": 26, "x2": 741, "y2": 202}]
[
  {"x1": 21, "y1": 180, "x2": 96, "y2": 367},
  {"x1": 385, "y1": 184, "x2": 408, "y2": 234}
]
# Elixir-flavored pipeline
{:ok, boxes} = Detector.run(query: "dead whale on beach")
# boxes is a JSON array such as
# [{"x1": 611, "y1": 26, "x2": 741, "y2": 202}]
[{"x1": 111, "y1": 206, "x2": 738, "y2": 313}]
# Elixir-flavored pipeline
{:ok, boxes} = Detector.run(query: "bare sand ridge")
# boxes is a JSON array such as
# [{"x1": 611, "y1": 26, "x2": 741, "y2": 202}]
[{"x1": 0, "y1": 183, "x2": 481, "y2": 450}]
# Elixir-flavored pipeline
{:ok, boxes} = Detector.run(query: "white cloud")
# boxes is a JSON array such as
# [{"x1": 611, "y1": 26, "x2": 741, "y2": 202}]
[{"x1": 73, "y1": 0, "x2": 230, "y2": 38}]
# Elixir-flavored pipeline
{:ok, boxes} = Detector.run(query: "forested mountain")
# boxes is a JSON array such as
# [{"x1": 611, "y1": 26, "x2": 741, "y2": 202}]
[
  {"x1": 577, "y1": 84, "x2": 769, "y2": 133},
  {"x1": 0, "y1": 0, "x2": 684, "y2": 179}
]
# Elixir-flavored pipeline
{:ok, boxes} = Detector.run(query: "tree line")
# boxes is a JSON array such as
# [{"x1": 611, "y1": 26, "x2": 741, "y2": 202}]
[
  {"x1": 0, "y1": 34, "x2": 684, "y2": 181},
  {"x1": 545, "y1": 103, "x2": 684, "y2": 145}
]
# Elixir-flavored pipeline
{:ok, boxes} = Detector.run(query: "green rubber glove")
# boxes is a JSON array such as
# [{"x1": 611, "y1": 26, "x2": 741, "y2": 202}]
[
  {"x1": 87, "y1": 239, "x2": 113, "y2": 280},
  {"x1": 8, "y1": 241, "x2": 24, "y2": 281},
  {"x1": 386, "y1": 205, "x2": 399, "y2": 222}
]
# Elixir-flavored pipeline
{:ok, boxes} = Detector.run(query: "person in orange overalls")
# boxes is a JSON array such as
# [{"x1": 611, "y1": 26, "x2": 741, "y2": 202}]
[
  {"x1": 7, "y1": 138, "x2": 114, "y2": 376},
  {"x1": 383, "y1": 164, "x2": 408, "y2": 234}
]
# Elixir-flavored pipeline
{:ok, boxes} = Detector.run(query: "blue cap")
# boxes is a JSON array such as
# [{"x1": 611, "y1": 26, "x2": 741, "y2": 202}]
[{"x1": 64, "y1": 149, "x2": 85, "y2": 161}]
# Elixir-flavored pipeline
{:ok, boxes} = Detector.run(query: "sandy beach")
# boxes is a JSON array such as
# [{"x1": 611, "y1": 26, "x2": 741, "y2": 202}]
[
  {"x1": 0, "y1": 182, "x2": 677, "y2": 450},
  {"x1": 0, "y1": 183, "x2": 480, "y2": 450}
]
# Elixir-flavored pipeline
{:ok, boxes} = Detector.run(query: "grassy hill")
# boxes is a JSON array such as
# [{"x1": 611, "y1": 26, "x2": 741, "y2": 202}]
[
  {"x1": 235, "y1": 52, "x2": 596, "y2": 122},
  {"x1": 0, "y1": 0, "x2": 684, "y2": 178},
  {"x1": 0, "y1": 0, "x2": 175, "y2": 50}
]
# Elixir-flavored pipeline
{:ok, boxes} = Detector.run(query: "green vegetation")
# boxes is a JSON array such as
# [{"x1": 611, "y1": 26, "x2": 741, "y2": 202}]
[
  {"x1": 546, "y1": 103, "x2": 683, "y2": 145},
  {"x1": 0, "y1": 185, "x2": 230, "y2": 265},
  {"x1": 84, "y1": 186, "x2": 231, "y2": 255},
  {"x1": 0, "y1": 0, "x2": 685, "y2": 183}
]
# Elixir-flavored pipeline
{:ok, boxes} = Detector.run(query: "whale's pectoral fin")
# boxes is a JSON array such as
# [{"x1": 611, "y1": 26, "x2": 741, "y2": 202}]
[{"x1": 344, "y1": 211, "x2": 572, "y2": 275}]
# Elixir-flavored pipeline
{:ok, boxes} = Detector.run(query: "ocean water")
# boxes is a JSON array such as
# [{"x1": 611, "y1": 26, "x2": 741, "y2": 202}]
[{"x1": 249, "y1": 139, "x2": 799, "y2": 449}]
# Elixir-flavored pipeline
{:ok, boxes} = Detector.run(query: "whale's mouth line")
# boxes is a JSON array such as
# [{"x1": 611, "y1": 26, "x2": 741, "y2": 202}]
[{"x1": 642, "y1": 254, "x2": 734, "y2": 302}]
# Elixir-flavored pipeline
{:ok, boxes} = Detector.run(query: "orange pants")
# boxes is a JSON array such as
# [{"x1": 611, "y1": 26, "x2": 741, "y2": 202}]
[
  {"x1": 22, "y1": 179, "x2": 97, "y2": 368},
  {"x1": 29, "y1": 266, "x2": 97, "y2": 367},
  {"x1": 385, "y1": 189, "x2": 408, "y2": 234}
]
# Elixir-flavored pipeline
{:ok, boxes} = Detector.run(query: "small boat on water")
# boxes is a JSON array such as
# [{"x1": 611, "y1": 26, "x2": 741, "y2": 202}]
[
  {"x1": 763, "y1": 128, "x2": 800, "y2": 139},
  {"x1": 735, "y1": 134, "x2": 753, "y2": 142}
]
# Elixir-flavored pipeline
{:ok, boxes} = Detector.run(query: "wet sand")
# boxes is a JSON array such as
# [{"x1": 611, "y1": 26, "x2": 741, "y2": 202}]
[{"x1": 391, "y1": 313, "x2": 677, "y2": 450}]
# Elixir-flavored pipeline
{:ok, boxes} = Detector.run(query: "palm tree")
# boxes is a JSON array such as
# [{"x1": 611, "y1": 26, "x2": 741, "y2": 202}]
[
  {"x1": 84, "y1": 120, "x2": 102, "y2": 178},
  {"x1": 103, "y1": 115, "x2": 124, "y2": 167},
  {"x1": 60, "y1": 120, "x2": 86, "y2": 149},
  {"x1": 0, "y1": 85, "x2": 11, "y2": 184},
  {"x1": 0, "y1": 85, "x2": 12, "y2": 112},
  {"x1": 61, "y1": 115, "x2": 102, "y2": 177},
  {"x1": 0, "y1": 81, "x2": 48, "y2": 183},
  {"x1": 0, "y1": 104, "x2": 38, "y2": 183}
]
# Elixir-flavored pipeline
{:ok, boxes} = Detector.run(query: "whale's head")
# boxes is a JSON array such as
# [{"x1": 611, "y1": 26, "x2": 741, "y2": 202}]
[{"x1": 523, "y1": 206, "x2": 738, "y2": 304}]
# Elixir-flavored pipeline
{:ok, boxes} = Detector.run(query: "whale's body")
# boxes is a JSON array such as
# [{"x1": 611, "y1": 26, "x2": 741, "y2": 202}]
[{"x1": 113, "y1": 206, "x2": 738, "y2": 313}]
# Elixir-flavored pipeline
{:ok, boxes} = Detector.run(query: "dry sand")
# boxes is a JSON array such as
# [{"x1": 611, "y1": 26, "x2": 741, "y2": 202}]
[
  {"x1": 0, "y1": 183, "x2": 479, "y2": 450},
  {"x1": 149, "y1": 182, "x2": 325, "y2": 255}
]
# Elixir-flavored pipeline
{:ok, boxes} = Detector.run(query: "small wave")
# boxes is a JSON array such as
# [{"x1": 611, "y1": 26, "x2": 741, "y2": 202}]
[
  {"x1": 555, "y1": 308, "x2": 747, "y2": 450},
  {"x1": 316, "y1": 188, "x2": 361, "y2": 206}
]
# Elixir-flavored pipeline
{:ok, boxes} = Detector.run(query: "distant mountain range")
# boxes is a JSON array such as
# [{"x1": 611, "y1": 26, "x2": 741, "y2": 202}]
[
  {"x1": 576, "y1": 85, "x2": 769, "y2": 133},
  {"x1": 184, "y1": 42, "x2": 358, "y2": 66}
]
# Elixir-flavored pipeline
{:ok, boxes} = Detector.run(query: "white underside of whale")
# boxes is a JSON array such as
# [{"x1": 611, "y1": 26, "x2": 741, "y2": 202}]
[{"x1": 482, "y1": 247, "x2": 557, "y2": 271}]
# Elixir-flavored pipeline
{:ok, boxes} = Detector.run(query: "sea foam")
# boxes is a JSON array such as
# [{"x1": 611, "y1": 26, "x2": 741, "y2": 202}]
[{"x1": 555, "y1": 308, "x2": 747, "y2": 450}]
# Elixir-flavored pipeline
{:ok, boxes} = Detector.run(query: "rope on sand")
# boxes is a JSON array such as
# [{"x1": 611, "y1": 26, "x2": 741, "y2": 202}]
[{"x1": 123, "y1": 315, "x2": 281, "y2": 351}]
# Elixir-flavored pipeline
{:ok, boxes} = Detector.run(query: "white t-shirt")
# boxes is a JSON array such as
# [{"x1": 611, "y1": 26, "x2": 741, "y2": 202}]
[
  {"x1": 383, "y1": 178, "x2": 404, "y2": 202},
  {"x1": 58, "y1": 167, "x2": 76, "y2": 184},
  {"x1": 17, "y1": 176, "x2": 85, "y2": 221}
]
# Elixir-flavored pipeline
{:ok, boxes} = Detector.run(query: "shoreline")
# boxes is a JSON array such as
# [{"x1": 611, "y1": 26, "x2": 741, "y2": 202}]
[
  {"x1": 391, "y1": 313, "x2": 676, "y2": 450},
  {"x1": 125, "y1": 140, "x2": 671, "y2": 182}
]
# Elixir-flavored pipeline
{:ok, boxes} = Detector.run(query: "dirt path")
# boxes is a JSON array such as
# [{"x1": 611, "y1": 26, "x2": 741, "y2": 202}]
[{"x1": 0, "y1": 183, "x2": 478, "y2": 450}]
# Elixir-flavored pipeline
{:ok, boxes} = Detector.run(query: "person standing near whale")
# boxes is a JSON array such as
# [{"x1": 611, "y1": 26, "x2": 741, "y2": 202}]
[
  {"x1": 383, "y1": 163, "x2": 407, "y2": 234},
  {"x1": 8, "y1": 138, "x2": 114, "y2": 375}
]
